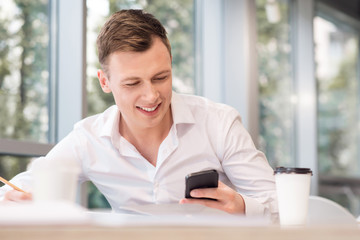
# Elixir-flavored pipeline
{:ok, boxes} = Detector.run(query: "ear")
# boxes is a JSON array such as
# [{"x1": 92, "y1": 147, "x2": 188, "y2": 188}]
[{"x1": 97, "y1": 69, "x2": 112, "y2": 93}]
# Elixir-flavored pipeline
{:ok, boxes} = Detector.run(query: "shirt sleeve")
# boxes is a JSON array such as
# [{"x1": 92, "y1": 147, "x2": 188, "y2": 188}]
[
  {"x1": 0, "y1": 130, "x2": 85, "y2": 200},
  {"x1": 219, "y1": 109, "x2": 278, "y2": 220}
]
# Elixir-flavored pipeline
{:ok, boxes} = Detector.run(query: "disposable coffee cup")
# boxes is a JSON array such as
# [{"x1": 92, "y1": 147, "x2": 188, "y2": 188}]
[
  {"x1": 31, "y1": 157, "x2": 80, "y2": 203},
  {"x1": 274, "y1": 167, "x2": 312, "y2": 226}
]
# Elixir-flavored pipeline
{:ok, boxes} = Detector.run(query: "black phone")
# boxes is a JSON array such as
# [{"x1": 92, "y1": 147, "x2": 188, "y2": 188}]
[{"x1": 185, "y1": 169, "x2": 219, "y2": 200}]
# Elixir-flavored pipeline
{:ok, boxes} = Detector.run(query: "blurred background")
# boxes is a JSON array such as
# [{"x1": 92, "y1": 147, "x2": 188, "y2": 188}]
[{"x1": 0, "y1": 0, "x2": 359, "y2": 216}]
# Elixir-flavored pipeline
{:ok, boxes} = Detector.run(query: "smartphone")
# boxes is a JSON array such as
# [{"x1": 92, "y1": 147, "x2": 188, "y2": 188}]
[{"x1": 185, "y1": 169, "x2": 219, "y2": 200}]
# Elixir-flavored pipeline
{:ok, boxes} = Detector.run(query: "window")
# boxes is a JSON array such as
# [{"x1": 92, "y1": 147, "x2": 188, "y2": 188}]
[
  {"x1": 315, "y1": 9, "x2": 360, "y2": 216},
  {"x1": 257, "y1": 0, "x2": 360, "y2": 216},
  {"x1": 0, "y1": 156, "x2": 31, "y2": 180},
  {"x1": 257, "y1": 0, "x2": 360, "y2": 217},
  {"x1": 256, "y1": 0, "x2": 295, "y2": 168},
  {"x1": 315, "y1": 16, "x2": 359, "y2": 177},
  {"x1": 0, "y1": 0, "x2": 51, "y2": 143},
  {"x1": 0, "y1": 1, "x2": 53, "y2": 182},
  {"x1": 86, "y1": 0, "x2": 195, "y2": 208}
]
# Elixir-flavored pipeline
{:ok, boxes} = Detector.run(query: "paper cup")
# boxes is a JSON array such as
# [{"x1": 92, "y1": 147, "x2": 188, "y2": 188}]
[
  {"x1": 31, "y1": 157, "x2": 80, "y2": 203},
  {"x1": 274, "y1": 167, "x2": 312, "y2": 226}
]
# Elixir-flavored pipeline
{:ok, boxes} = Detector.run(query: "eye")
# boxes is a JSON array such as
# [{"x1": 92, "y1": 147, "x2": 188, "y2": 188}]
[
  {"x1": 154, "y1": 76, "x2": 168, "y2": 81},
  {"x1": 125, "y1": 82, "x2": 139, "y2": 87}
]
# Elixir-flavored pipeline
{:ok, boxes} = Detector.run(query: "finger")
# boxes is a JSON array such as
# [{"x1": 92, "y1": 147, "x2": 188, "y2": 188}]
[
  {"x1": 4, "y1": 190, "x2": 32, "y2": 202},
  {"x1": 183, "y1": 180, "x2": 246, "y2": 214},
  {"x1": 190, "y1": 180, "x2": 229, "y2": 200},
  {"x1": 217, "y1": 180, "x2": 227, "y2": 188},
  {"x1": 190, "y1": 187, "x2": 219, "y2": 200},
  {"x1": 7, "y1": 190, "x2": 32, "y2": 201}
]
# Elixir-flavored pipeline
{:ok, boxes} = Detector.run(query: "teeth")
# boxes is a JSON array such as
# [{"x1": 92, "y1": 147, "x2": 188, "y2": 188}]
[{"x1": 139, "y1": 105, "x2": 158, "y2": 112}]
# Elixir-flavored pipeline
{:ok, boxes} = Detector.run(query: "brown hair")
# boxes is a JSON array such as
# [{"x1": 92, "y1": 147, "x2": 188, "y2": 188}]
[{"x1": 96, "y1": 9, "x2": 171, "y2": 72}]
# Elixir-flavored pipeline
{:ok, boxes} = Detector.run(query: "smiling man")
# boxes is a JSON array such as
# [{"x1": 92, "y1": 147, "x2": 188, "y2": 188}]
[
  {"x1": 97, "y1": 36, "x2": 173, "y2": 167},
  {"x1": 0, "y1": 10, "x2": 278, "y2": 218}
]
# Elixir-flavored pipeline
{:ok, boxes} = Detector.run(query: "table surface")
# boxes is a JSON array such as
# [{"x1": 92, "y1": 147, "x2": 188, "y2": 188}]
[
  {"x1": 1, "y1": 225, "x2": 360, "y2": 240},
  {"x1": 0, "y1": 203, "x2": 359, "y2": 240}
]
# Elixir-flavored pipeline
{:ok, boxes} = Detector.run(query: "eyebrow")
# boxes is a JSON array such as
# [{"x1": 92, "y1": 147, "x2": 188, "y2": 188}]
[{"x1": 121, "y1": 70, "x2": 171, "y2": 82}]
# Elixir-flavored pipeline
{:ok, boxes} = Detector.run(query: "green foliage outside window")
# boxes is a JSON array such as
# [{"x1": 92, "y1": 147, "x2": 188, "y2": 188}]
[
  {"x1": 315, "y1": 16, "x2": 360, "y2": 176},
  {"x1": 0, "y1": 0, "x2": 49, "y2": 143}
]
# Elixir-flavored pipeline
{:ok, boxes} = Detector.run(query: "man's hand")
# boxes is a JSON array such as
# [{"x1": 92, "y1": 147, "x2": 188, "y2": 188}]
[
  {"x1": 179, "y1": 181, "x2": 245, "y2": 214},
  {"x1": 3, "y1": 190, "x2": 32, "y2": 202}
]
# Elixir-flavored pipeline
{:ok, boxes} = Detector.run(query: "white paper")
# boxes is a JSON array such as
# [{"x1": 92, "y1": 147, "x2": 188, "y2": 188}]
[
  {"x1": 0, "y1": 201, "x2": 90, "y2": 225},
  {"x1": 88, "y1": 203, "x2": 270, "y2": 227},
  {"x1": 0, "y1": 202, "x2": 270, "y2": 227}
]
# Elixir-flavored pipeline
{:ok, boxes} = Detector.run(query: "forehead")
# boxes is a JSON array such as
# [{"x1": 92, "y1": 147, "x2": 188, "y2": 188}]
[{"x1": 107, "y1": 37, "x2": 172, "y2": 78}]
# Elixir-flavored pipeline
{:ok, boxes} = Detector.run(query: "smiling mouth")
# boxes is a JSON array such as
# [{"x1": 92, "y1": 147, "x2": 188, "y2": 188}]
[{"x1": 137, "y1": 104, "x2": 160, "y2": 112}]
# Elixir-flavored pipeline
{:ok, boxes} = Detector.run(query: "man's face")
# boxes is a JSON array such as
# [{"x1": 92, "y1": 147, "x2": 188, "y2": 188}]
[{"x1": 97, "y1": 37, "x2": 173, "y2": 133}]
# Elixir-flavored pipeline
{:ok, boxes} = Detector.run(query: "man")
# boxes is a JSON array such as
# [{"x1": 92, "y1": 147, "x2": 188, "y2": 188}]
[{"x1": 0, "y1": 10, "x2": 277, "y2": 217}]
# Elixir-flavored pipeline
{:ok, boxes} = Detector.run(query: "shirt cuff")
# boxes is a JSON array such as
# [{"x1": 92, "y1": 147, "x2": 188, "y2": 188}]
[
  {"x1": 0, "y1": 185, "x2": 12, "y2": 202},
  {"x1": 242, "y1": 194, "x2": 266, "y2": 216}
]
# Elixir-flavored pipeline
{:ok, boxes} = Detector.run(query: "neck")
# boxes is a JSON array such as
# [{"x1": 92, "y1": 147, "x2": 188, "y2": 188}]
[{"x1": 119, "y1": 110, "x2": 173, "y2": 146}]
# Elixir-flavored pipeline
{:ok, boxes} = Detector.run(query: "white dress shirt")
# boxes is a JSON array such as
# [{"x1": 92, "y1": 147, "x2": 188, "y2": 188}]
[{"x1": 0, "y1": 92, "x2": 278, "y2": 217}]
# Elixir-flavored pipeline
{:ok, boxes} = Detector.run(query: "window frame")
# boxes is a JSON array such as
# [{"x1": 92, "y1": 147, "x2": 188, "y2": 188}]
[
  {"x1": 197, "y1": 0, "x2": 259, "y2": 142},
  {"x1": 293, "y1": 0, "x2": 318, "y2": 194},
  {"x1": 57, "y1": 0, "x2": 87, "y2": 205}
]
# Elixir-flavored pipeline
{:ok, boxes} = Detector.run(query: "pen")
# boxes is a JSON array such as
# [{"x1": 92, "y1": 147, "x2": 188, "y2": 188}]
[{"x1": 0, "y1": 176, "x2": 28, "y2": 194}]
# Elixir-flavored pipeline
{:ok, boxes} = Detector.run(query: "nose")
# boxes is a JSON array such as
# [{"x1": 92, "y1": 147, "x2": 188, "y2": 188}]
[{"x1": 142, "y1": 81, "x2": 159, "y2": 103}]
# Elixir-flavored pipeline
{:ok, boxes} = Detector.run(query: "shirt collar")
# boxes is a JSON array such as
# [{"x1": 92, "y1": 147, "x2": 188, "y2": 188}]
[
  {"x1": 99, "y1": 106, "x2": 120, "y2": 138},
  {"x1": 171, "y1": 91, "x2": 195, "y2": 126}
]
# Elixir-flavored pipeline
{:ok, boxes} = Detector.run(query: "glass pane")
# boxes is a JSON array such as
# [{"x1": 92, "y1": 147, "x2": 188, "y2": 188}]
[
  {"x1": 0, "y1": 155, "x2": 31, "y2": 183},
  {"x1": 0, "y1": 0, "x2": 50, "y2": 143},
  {"x1": 256, "y1": 0, "x2": 295, "y2": 168},
  {"x1": 319, "y1": 180, "x2": 360, "y2": 217},
  {"x1": 86, "y1": 0, "x2": 195, "y2": 116},
  {"x1": 315, "y1": 16, "x2": 360, "y2": 177}
]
